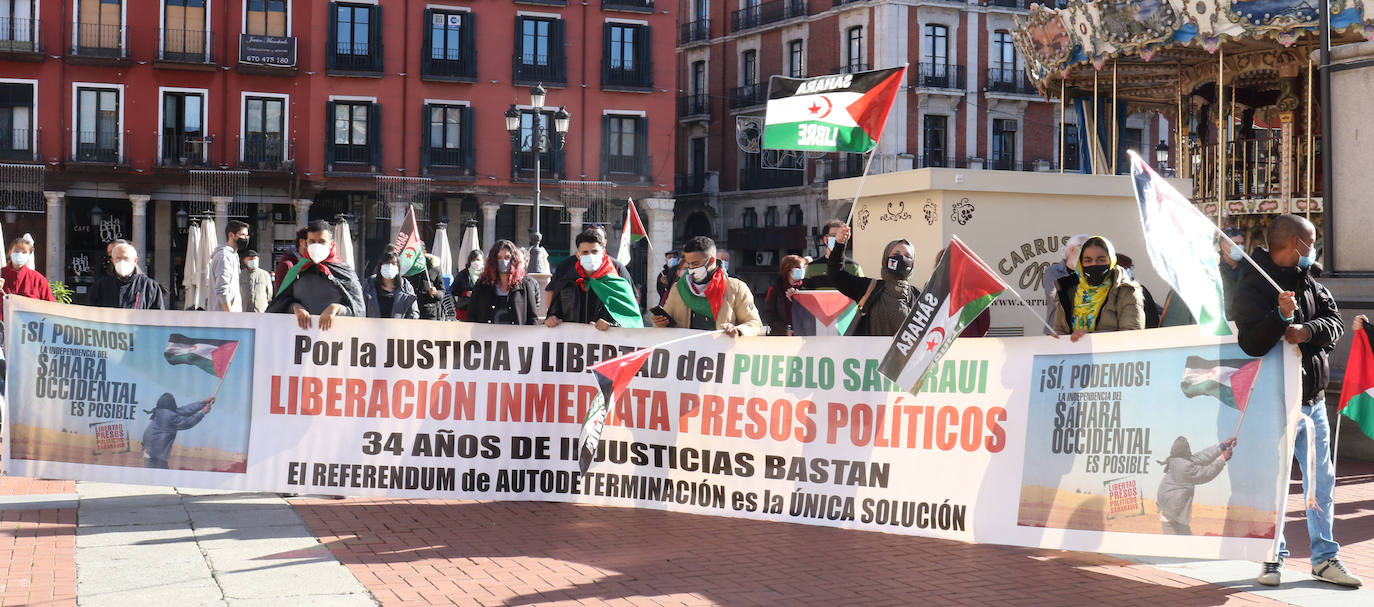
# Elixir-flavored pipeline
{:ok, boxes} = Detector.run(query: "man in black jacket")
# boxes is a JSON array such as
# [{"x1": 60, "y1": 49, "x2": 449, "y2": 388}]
[
  {"x1": 89, "y1": 242, "x2": 168, "y2": 310},
  {"x1": 266, "y1": 220, "x2": 366, "y2": 330},
  {"x1": 1234, "y1": 214, "x2": 1360, "y2": 588}
]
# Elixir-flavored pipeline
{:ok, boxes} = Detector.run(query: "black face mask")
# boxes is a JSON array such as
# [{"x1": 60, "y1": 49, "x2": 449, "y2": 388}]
[
  {"x1": 1082, "y1": 264, "x2": 1110, "y2": 286},
  {"x1": 886, "y1": 254, "x2": 913, "y2": 278}
]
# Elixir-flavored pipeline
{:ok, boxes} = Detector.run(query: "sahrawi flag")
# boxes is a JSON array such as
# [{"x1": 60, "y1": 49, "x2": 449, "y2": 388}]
[
  {"x1": 878, "y1": 236, "x2": 1008, "y2": 393},
  {"x1": 164, "y1": 333, "x2": 239, "y2": 378},
  {"x1": 394, "y1": 204, "x2": 428, "y2": 277},
  {"x1": 763, "y1": 66, "x2": 906, "y2": 153},
  {"x1": 1128, "y1": 150, "x2": 1230, "y2": 335},
  {"x1": 578, "y1": 347, "x2": 654, "y2": 472},
  {"x1": 1338, "y1": 325, "x2": 1374, "y2": 440},
  {"x1": 791, "y1": 290, "x2": 860, "y2": 336},
  {"x1": 615, "y1": 198, "x2": 650, "y2": 267},
  {"x1": 1180, "y1": 355, "x2": 1262, "y2": 411}
]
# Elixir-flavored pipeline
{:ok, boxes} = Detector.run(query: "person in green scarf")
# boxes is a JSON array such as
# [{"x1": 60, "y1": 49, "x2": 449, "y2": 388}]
[
  {"x1": 546, "y1": 229, "x2": 643, "y2": 330},
  {"x1": 1051, "y1": 235, "x2": 1145, "y2": 341},
  {"x1": 652, "y1": 236, "x2": 762, "y2": 337}
]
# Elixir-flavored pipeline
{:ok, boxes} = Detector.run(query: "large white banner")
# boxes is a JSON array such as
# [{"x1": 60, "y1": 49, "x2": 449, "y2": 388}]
[{"x1": 2, "y1": 297, "x2": 1300, "y2": 560}]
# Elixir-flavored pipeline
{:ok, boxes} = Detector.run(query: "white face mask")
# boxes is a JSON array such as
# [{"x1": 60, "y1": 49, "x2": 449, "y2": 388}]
[
  {"x1": 9, "y1": 251, "x2": 29, "y2": 268},
  {"x1": 469, "y1": 260, "x2": 484, "y2": 274},
  {"x1": 689, "y1": 264, "x2": 711, "y2": 282},
  {"x1": 379, "y1": 264, "x2": 399, "y2": 279},
  {"x1": 579, "y1": 253, "x2": 603, "y2": 272},
  {"x1": 826, "y1": 236, "x2": 837, "y2": 251},
  {"x1": 307, "y1": 242, "x2": 331, "y2": 263},
  {"x1": 790, "y1": 267, "x2": 805, "y2": 282},
  {"x1": 114, "y1": 260, "x2": 136, "y2": 277},
  {"x1": 245, "y1": 259, "x2": 259, "y2": 271}
]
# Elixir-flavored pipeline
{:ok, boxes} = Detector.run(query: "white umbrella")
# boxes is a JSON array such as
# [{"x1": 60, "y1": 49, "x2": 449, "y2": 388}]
[
  {"x1": 335, "y1": 219, "x2": 356, "y2": 269},
  {"x1": 198, "y1": 217, "x2": 218, "y2": 311},
  {"x1": 432, "y1": 224, "x2": 453, "y2": 277},
  {"x1": 456, "y1": 223, "x2": 480, "y2": 271},
  {"x1": 181, "y1": 223, "x2": 202, "y2": 309},
  {"x1": 0, "y1": 221, "x2": 8, "y2": 268}
]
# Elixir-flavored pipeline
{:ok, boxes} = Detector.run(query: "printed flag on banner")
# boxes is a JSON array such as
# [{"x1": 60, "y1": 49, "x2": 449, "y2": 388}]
[
  {"x1": 394, "y1": 205, "x2": 428, "y2": 277},
  {"x1": 1180, "y1": 355, "x2": 1262, "y2": 411},
  {"x1": 1128, "y1": 150, "x2": 1231, "y2": 335},
  {"x1": 615, "y1": 198, "x2": 650, "y2": 267},
  {"x1": 164, "y1": 333, "x2": 240, "y2": 378},
  {"x1": 878, "y1": 236, "x2": 1008, "y2": 393},
  {"x1": 579, "y1": 347, "x2": 654, "y2": 472},
  {"x1": 1338, "y1": 326, "x2": 1374, "y2": 440},
  {"x1": 791, "y1": 290, "x2": 859, "y2": 336},
  {"x1": 763, "y1": 66, "x2": 907, "y2": 153}
]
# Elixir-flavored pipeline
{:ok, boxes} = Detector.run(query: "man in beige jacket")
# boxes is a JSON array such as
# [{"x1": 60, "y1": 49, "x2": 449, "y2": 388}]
[{"x1": 652, "y1": 236, "x2": 761, "y2": 337}]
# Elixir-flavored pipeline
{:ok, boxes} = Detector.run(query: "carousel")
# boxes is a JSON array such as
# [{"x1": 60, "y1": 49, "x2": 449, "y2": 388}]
[{"x1": 1014, "y1": 0, "x2": 1374, "y2": 238}]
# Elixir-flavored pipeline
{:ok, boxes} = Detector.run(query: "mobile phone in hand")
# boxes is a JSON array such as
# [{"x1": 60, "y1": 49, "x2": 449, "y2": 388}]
[{"x1": 650, "y1": 306, "x2": 668, "y2": 317}]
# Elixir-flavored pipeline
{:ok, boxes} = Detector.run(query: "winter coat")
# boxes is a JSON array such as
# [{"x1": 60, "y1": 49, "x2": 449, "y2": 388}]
[
  {"x1": 1052, "y1": 267, "x2": 1145, "y2": 334},
  {"x1": 142, "y1": 393, "x2": 208, "y2": 463},
  {"x1": 207, "y1": 244, "x2": 242, "y2": 312},
  {"x1": 362, "y1": 276, "x2": 420, "y2": 319},
  {"x1": 1234, "y1": 248, "x2": 1342, "y2": 406},
  {"x1": 89, "y1": 273, "x2": 168, "y2": 310},
  {"x1": 763, "y1": 276, "x2": 800, "y2": 335},
  {"x1": 1155, "y1": 444, "x2": 1227, "y2": 526},
  {"x1": 466, "y1": 277, "x2": 540, "y2": 325},
  {"x1": 825, "y1": 240, "x2": 918, "y2": 337},
  {"x1": 661, "y1": 270, "x2": 763, "y2": 335},
  {"x1": 240, "y1": 267, "x2": 273, "y2": 313}
]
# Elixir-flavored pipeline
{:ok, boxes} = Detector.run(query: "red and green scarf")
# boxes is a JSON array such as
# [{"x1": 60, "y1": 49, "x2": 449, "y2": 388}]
[
  {"x1": 575, "y1": 255, "x2": 644, "y2": 328},
  {"x1": 275, "y1": 244, "x2": 342, "y2": 297},
  {"x1": 676, "y1": 268, "x2": 727, "y2": 320}
]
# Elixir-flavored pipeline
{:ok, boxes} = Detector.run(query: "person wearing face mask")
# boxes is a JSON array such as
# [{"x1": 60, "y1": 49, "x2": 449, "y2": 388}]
[
  {"x1": 545, "y1": 225, "x2": 636, "y2": 307},
  {"x1": 208, "y1": 220, "x2": 249, "y2": 312},
  {"x1": 362, "y1": 250, "x2": 420, "y2": 319},
  {"x1": 822, "y1": 225, "x2": 918, "y2": 337},
  {"x1": 763, "y1": 255, "x2": 807, "y2": 336},
  {"x1": 1043, "y1": 233, "x2": 1089, "y2": 335},
  {"x1": 238, "y1": 250, "x2": 274, "y2": 313},
  {"x1": 267, "y1": 220, "x2": 366, "y2": 330},
  {"x1": 656, "y1": 250, "x2": 681, "y2": 305},
  {"x1": 546, "y1": 229, "x2": 643, "y2": 330},
  {"x1": 1235, "y1": 214, "x2": 1359, "y2": 589},
  {"x1": 466, "y1": 240, "x2": 540, "y2": 325},
  {"x1": 0, "y1": 236, "x2": 55, "y2": 320},
  {"x1": 1218, "y1": 227, "x2": 1249, "y2": 317},
  {"x1": 803, "y1": 219, "x2": 864, "y2": 289},
  {"x1": 275, "y1": 228, "x2": 308, "y2": 287},
  {"x1": 450, "y1": 250, "x2": 484, "y2": 321},
  {"x1": 1051, "y1": 235, "x2": 1144, "y2": 341},
  {"x1": 89, "y1": 242, "x2": 168, "y2": 310},
  {"x1": 653, "y1": 236, "x2": 761, "y2": 337}
]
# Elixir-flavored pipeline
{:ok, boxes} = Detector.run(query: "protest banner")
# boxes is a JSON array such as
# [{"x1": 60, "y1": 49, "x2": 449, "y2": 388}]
[{"x1": 2, "y1": 298, "x2": 1299, "y2": 561}]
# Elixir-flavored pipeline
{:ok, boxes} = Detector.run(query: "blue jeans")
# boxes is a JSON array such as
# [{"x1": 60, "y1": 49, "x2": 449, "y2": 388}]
[{"x1": 1278, "y1": 399, "x2": 1340, "y2": 565}]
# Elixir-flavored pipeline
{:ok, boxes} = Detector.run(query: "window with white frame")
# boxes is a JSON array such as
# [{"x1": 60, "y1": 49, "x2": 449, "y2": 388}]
[
  {"x1": 0, "y1": 81, "x2": 33, "y2": 160},
  {"x1": 75, "y1": 85, "x2": 120, "y2": 162},
  {"x1": 244, "y1": 95, "x2": 285, "y2": 167},
  {"x1": 245, "y1": 0, "x2": 286, "y2": 36}
]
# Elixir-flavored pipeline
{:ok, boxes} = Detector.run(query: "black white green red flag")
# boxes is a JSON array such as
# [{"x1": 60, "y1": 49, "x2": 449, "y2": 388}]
[
  {"x1": 763, "y1": 66, "x2": 906, "y2": 153},
  {"x1": 877, "y1": 236, "x2": 1008, "y2": 393},
  {"x1": 579, "y1": 347, "x2": 654, "y2": 472},
  {"x1": 164, "y1": 333, "x2": 239, "y2": 378},
  {"x1": 1338, "y1": 325, "x2": 1374, "y2": 440},
  {"x1": 393, "y1": 205, "x2": 428, "y2": 277},
  {"x1": 614, "y1": 198, "x2": 650, "y2": 267},
  {"x1": 1180, "y1": 356, "x2": 1262, "y2": 411}
]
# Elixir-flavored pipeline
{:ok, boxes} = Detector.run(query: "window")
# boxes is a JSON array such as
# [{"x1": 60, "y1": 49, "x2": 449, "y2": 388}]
[
  {"x1": 515, "y1": 17, "x2": 565, "y2": 83},
  {"x1": 922, "y1": 115, "x2": 947, "y2": 167},
  {"x1": 244, "y1": 95, "x2": 285, "y2": 168},
  {"x1": 513, "y1": 110, "x2": 560, "y2": 179},
  {"x1": 922, "y1": 24, "x2": 947, "y2": 67},
  {"x1": 786, "y1": 205, "x2": 803, "y2": 226},
  {"x1": 162, "y1": 91, "x2": 207, "y2": 166},
  {"x1": 76, "y1": 0, "x2": 123, "y2": 55},
  {"x1": 741, "y1": 207, "x2": 757, "y2": 228},
  {"x1": 603, "y1": 114, "x2": 648, "y2": 178},
  {"x1": 424, "y1": 10, "x2": 475, "y2": 78},
  {"x1": 787, "y1": 39, "x2": 804, "y2": 77},
  {"x1": 845, "y1": 27, "x2": 863, "y2": 72},
  {"x1": 328, "y1": 2, "x2": 382, "y2": 72},
  {"x1": 327, "y1": 100, "x2": 378, "y2": 167},
  {"x1": 764, "y1": 206, "x2": 779, "y2": 227},
  {"x1": 422, "y1": 104, "x2": 474, "y2": 169},
  {"x1": 992, "y1": 119, "x2": 1017, "y2": 170},
  {"x1": 0, "y1": 82, "x2": 33, "y2": 160},
  {"x1": 693, "y1": 0, "x2": 707, "y2": 21},
  {"x1": 742, "y1": 49, "x2": 757, "y2": 85},
  {"x1": 0, "y1": 0, "x2": 37, "y2": 49},
  {"x1": 1063, "y1": 124, "x2": 1080, "y2": 171},
  {"x1": 991, "y1": 30, "x2": 1016, "y2": 85},
  {"x1": 75, "y1": 86, "x2": 120, "y2": 163},
  {"x1": 691, "y1": 60, "x2": 705, "y2": 94},
  {"x1": 162, "y1": 0, "x2": 208, "y2": 62},
  {"x1": 604, "y1": 23, "x2": 651, "y2": 88},
  {"x1": 1123, "y1": 127, "x2": 1144, "y2": 161},
  {"x1": 246, "y1": 0, "x2": 287, "y2": 36}
]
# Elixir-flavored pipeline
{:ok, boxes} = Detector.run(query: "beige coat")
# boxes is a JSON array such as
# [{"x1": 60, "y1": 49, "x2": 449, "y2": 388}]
[
  {"x1": 663, "y1": 274, "x2": 763, "y2": 336},
  {"x1": 240, "y1": 267, "x2": 274, "y2": 313},
  {"x1": 1052, "y1": 267, "x2": 1145, "y2": 334}
]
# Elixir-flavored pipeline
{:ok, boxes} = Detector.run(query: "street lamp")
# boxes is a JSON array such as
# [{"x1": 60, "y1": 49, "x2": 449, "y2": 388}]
[
  {"x1": 505, "y1": 83, "x2": 570, "y2": 274},
  {"x1": 1155, "y1": 139, "x2": 1170, "y2": 165}
]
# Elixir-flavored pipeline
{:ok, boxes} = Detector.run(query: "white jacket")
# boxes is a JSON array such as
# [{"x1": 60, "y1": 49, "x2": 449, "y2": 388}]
[{"x1": 207, "y1": 244, "x2": 242, "y2": 312}]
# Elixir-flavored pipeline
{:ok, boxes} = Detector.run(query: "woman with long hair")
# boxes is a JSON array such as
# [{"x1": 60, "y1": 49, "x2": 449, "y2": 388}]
[
  {"x1": 466, "y1": 240, "x2": 539, "y2": 325},
  {"x1": 362, "y1": 250, "x2": 419, "y2": 319},
  {"x1": 764, "y1": 255, "x2": 807, "y2": 336}
]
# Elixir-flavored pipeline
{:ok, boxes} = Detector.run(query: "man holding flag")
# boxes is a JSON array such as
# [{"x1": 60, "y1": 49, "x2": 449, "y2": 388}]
[{"x1": 546, "y1": 229, "x2": 643, "y2": 330}]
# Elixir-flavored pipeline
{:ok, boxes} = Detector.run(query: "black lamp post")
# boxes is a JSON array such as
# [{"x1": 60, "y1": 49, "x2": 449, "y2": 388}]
[
  {"x1": 176, "y1": 208, "x2": 189, "y2": 230},
  {"x1": 90, "y1": 204, "x2": 104, "y2": 227},
  {"x1": 1155, "y1": 139, "x2": 1170, "y2": 175},
  {"x1": 504, "y1": 83, "x2": 570, "y2": 274}
]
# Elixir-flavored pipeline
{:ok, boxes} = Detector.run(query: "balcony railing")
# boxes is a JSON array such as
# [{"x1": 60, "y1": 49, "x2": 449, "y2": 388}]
[
  {"x1": 731, "y1": 0, "x2": 808, "y2": 33},
  {"x1": 602, "y1": 0, "x2": 654, "y2": 10},
  {"x1": 512, "y1": 149, "x2": 562, "y2": 180},
  {"x1": 986, "y1": 0, "x2": 1031, "y2": 9},
  {"x1": 161, "y1": 134, "x2": 212, "y2": 167},
  {"x1": 428, "y1": 147, "x2": 467, "y2": 168},
  {"x1": 158, "y1": 28, "x2": 214, "y2": 63},
  {"x1": 73, "y1": 23, "x2": 125, "y2": 58},
  {"x1": 329, "y1": 41, "x2": 382, "y2": 72},
  {"x1": 0, "y1": 128, "x2": 35, "y2": 162},
  {"x1": 729, "y1": 83, "x2": 766, "y2": 109},
  {"x1": 829, "y1": 154, "x2": 867, "y2": 179},
  {"x1": 331, "y1": 144, "x2": 372, "y2": 165},
  {"x1": 513, "y1": 54, "x2": 566, "y2": 84},
  {"x1": 680, "y1": 19, "x2": 710, "y2": 44},
  {"x1": 918, "y1": 153, "x2": 961, "y2": 169},
  {"x1": 423, "y1": 48, "x2": 477, "y2": 79},
  {"x1": 913, "y1": 63, "x2": 965, "y2": 90},
  {"x1": 603, "y1": 59, "x2": 652, "y2": 89},
  {"x1": 676, "y1": 173, "x2": 707, "y2": 194},
  {"x1": 740, "y1": 163, "x2": 804, "y2": 190},
  {"x1": 839, "y1": 61, "x2": 870, "y2": 74},
  {"x1": 987, "y1": 66, "x2": 1038, "y2": 95},
  {"x1": 606, "y1": 154, "x2": 651, "y2": 180},
  {"x1": 678, "y1": 93, "x2": 709, "y2": 117},
  {"x1": 74, "y1": 132, "x2": 120, "y2": 163},
  {"x1": 242, "y1": 134, "x2": 289, "y2": 170},
  {"x1": 0, "y1": 18, "x2": 41, "y2": 53},
  {"x1": 832, "y1": 0, "x2": 865, "y2": 6}
]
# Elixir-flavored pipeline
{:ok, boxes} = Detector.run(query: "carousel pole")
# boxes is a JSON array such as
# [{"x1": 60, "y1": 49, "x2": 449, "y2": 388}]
[
  {"x1": 1111, "y1": 61, "x2": 1119, "y2": 175},
  {"x1": 1217, "y1": 47, "x2": 1226, "y2": 222},
  {"x1": 1178, "y1": 68, "x2": 1186, "y2": 179},
  {"x1": 1307, "y1": 55, "x2": 1315, "y2": 220},
  {"x1": 1059, "y1": 78, "x2": 1066, "y2": 174},
  {"x1": 1319, "y1": 0, "x2": 1335, "y2": 269},
  {"x1": 1093, "y1": 67, "x2": 1100, "y2": 174}
]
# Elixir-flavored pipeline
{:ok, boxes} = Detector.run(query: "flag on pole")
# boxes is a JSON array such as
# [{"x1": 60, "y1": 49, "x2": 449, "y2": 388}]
[
  {"x1": 393, "y1": 205, "x2": 427, "y2": 277},
  {"x1": 790, "y1": 290, "x2": 860, "y2": 336},
  {"x1": 579, "y1": 347, "x2": 654, "y2": 472},
  {"x1": 164, "y1": 334, "x2": 240, "y2": 378},
  {"x1": 763, "y1": 66, "x2": 907, "y2": 153},
  {"x1": 1180, "y1": 356, "x2": 1262, "y2": 411},
  {"x1": 878, "y1": 236, "x2": 1008, "y2": 393},
  {"x1": 1338, "y1": 326, "x2": 1374, "y2": 440},
  {"x1": 615, "y1": 198, "x2": 650, "y2": 267},
  {"x1": 1128, "y1": 150, "x2": 1231, "y2": 335}
]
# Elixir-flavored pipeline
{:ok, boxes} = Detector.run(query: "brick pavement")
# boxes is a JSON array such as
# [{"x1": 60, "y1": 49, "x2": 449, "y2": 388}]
[{"x1": 0, "y1": 477, "x2": 76, "y2": 607}]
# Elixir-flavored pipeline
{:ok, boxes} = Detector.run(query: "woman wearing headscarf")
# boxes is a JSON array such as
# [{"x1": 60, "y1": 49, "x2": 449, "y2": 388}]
[
  {"x1": 1156, "y1": 435, "x2": 1236, "y2": 535},
  {"x1": 450, "y1": 249, "x2": 484, "y2": 321},
  {"x1": 1052, "y1": 235, "x2": 1145, "y2": 341},
  {"x1": 466, "y1": 240, "x2": 539, "y2": 325},
  {"x1": 362, "y1": 251, "x2": 420, "y2": 319},
  {"x1": 826, "y1": 224, "x2": 919, "y2": 337},
  {"x1": 764, "y1": 255, "x2": 807, "y2": 336}
]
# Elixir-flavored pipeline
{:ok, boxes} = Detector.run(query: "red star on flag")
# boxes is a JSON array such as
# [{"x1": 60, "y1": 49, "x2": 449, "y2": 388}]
[{"x1": 808, "y1": 102, "x2": 822, "y2": 115}]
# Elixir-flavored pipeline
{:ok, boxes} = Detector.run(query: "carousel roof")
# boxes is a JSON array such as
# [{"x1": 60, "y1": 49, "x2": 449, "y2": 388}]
[{"x1": 1015, "y1": 1, "x2": 1374, "y2": 106}]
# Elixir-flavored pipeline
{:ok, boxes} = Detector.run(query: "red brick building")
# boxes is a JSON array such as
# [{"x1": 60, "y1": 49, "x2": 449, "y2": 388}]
[{"x1": 0, "y1": 0, "x2": 676, "y2": 304}]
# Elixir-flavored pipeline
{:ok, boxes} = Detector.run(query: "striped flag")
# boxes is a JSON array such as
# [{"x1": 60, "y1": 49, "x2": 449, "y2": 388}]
[
  {"x1": 394, "y1": 205, "x2": 428, "y2": 277},
  {"x1": 615, "y1": 198, "x2": 650, "y2": 267},
  {"x1": 1338, "y1": 326, "x2": 1374, "y2": 440},
  {"x1": 791, "y1": 290, "x2": 859, "y2": 336},
  {"x1": 579, "y1": 347, "x2": 654, "y2": 472},
  {"x1": 164, "y1": 334, "x2": 240, "y2": 378},
  {"x1": 763, "y1": 66, "x2": 906, "y2": 153},
  {"x1": 1180, "y1": 356, "x2": 1262, "y2": 411}
]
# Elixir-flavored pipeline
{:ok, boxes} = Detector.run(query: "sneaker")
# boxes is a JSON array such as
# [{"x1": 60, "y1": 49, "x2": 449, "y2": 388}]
[
  {"x1": 1257, "y1": 561, "x2": 1282, "y2": 586},
  {"x1": 1312, "y1": 558, "x2": 1363, "y2": 588}
]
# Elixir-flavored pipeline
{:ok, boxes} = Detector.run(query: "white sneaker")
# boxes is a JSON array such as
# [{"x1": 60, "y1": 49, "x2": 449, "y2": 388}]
[
  {"x1": 1257, "y1": 561, "x2": 1282, "y2": 586},
  {"x1": 1312, "y1": 558, "x2": 1363, "y2": 588}
]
